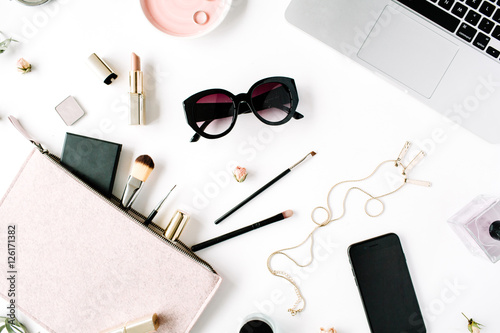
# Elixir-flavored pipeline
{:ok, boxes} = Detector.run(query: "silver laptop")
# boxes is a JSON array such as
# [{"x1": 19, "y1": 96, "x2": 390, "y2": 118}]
[{"x1": 286, "y1": 0, "x2": 500, "y2": 143}]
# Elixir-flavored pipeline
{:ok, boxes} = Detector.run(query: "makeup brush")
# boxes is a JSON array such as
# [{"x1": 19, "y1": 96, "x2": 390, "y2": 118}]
[
  {"x1": 120, "y1": 155, "x2": 155, "y2": 209},
  {"x1": 214, "y1": 151, "x2": 316, "y2": 224},
  {"x1": 192, "y1": 210, "x2": 293, "y2": 252},
  {"x1": 144, "y1": 185, "x2": 177, "y2": 227}
]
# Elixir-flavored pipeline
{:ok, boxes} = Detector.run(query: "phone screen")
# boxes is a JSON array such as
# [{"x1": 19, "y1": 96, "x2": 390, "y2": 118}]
[{"x1": 348, "y1": 233, "x2": 426, "y2": 333}]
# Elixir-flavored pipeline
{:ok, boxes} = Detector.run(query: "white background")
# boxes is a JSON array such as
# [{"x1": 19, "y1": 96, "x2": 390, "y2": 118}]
[{"x1": 1, "y1": 0, "x2": 499, "y2": 332}]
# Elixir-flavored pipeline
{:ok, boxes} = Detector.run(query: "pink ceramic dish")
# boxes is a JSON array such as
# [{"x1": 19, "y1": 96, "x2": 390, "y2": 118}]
[{"x1": 140, "y1": 0, "x2": 232, "y2": 38}]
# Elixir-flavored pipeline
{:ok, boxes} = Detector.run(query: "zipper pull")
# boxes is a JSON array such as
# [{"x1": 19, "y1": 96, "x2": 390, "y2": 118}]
[{"x1": 8, "y1": 116, "x2": 48, "y2": 154}]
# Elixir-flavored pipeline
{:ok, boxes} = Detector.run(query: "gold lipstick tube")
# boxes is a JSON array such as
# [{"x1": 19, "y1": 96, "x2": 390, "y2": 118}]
[{"x1": 129, "y1": 66, "x2": 145, "y2": 125}]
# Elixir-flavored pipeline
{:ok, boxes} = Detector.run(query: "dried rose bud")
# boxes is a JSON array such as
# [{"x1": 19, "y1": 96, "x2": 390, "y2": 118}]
[
  {"x1": 233, "y1": 166, "x2": 247, "y2": 183},
  {"x1": 320, "y1": 328, "x2": 337, "y2": 333},
  {"x1": 462, "y1": 313, "x2": 483, "y2": 333},
  {"x1": 17, "y1": 58, "x2": 31, "y2": 74}
]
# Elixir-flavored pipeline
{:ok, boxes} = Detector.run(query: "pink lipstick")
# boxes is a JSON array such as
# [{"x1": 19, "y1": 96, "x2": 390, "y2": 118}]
[{"x1": 129, "y1": 52, "x2": 145, "y2": 125}]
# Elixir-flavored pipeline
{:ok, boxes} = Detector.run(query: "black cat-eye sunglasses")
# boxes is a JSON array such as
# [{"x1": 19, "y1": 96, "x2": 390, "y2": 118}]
[{"x1": 183, "y1": 76, "x2": 303, "y2": 142}]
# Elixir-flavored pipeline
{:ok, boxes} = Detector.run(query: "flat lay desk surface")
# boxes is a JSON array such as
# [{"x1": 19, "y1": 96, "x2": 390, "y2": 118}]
[{"x1": 1, "y1": 1, "x2": 499, "y2": 332}]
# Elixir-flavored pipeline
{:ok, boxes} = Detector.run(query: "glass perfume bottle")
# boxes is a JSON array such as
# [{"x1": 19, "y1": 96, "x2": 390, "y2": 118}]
[{"x1": 448, "y1": 195, "x2": 500, "y2": 263}]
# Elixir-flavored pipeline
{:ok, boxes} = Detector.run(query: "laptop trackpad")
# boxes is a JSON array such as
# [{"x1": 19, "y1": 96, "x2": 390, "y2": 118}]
[{"x1": 358, "y1": 7, "x2": 459, "y2": 98}]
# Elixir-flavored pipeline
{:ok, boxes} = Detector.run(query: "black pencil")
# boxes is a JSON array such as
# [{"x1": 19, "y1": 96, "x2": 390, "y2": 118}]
[
  {"x1": 192, "y1": 210, "x2": 293, "y2": 252},
  {"x1": 214, "y1": 151, "x2": 316, "y2": 225}
]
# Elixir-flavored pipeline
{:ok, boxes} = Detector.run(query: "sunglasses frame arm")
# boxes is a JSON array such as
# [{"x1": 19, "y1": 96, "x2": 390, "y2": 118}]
[
  {"x1": 190, "y1": 118, "x2": 216, "y2": 142},
  {"x1": 190, "y1": 133, "x2": 201, "y2": 142},
  {"x1": 189, "y1": 104, "x2": 252, "y2": 142},
  {"x1": 293, "y1": 111, "x2": 304, "y2": 119}
]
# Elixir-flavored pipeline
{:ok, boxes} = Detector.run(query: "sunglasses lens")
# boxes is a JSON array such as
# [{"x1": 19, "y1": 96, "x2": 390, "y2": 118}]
[
  {"x1": 194, "y1": 93, "x2": 234, "y2": 135},
  {"x1": 251, "y1": 82, "x2": 292, "y2": 123}
]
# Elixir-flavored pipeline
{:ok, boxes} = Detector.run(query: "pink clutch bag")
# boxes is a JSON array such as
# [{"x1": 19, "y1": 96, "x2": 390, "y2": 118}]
[{"x1": 0, "y1": 117, "x2": 221, "y2": 333}]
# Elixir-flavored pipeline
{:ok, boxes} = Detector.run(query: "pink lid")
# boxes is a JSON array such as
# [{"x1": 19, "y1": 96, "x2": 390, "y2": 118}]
[{"x1": 140, "y1": 0, "x2": 232, "y2": 38}]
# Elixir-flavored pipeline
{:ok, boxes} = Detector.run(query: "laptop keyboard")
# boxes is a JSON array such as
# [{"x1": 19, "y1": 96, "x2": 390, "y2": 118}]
[{"x1": 395, "y1": 0, "x2": 500, "y2": 61}]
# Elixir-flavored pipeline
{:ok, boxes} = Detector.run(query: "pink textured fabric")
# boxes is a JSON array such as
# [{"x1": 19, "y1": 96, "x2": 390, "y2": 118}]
[{"x1": 0, "y1": 150, "x2": 221, "y2": 333}]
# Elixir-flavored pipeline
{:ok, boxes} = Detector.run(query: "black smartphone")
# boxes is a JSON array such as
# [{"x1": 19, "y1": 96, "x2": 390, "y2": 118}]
[{"x1": 348, "y1": 233, "x2": 426, "y2": 333}]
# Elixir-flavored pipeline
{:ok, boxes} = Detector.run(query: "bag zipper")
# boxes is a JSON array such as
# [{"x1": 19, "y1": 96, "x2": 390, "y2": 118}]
[{"x1": 36, "y1": 145, "x2": 217, "y2": 274}]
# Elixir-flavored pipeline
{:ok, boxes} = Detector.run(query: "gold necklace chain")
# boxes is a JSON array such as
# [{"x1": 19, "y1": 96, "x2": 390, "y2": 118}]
[{"x1": 267, "y1": 142, "x2": 431, "y2": 316}]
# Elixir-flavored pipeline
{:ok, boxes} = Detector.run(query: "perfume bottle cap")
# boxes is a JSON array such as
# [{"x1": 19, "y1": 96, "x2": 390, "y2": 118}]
[
  {"x1": 87, "y1": 53, "x2": 118, "y2": 85},
  {"x1": 489, "y1": 221, "x2": 500, "y2": 241},
  {"x1": 163, "y1": 210, "x2": 190, "y2": 242}
]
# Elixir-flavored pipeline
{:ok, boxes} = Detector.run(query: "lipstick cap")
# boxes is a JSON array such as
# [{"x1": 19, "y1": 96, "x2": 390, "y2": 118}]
[
  {"x1": 163, "y1": 210, "x2": 190, "y2": 242},
  {"x1": 100, "y1": 313, "x2": 159, "y2": 333},
  {"x1": 87, "y1": 53, "x2": 118, "y2": 85}
]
